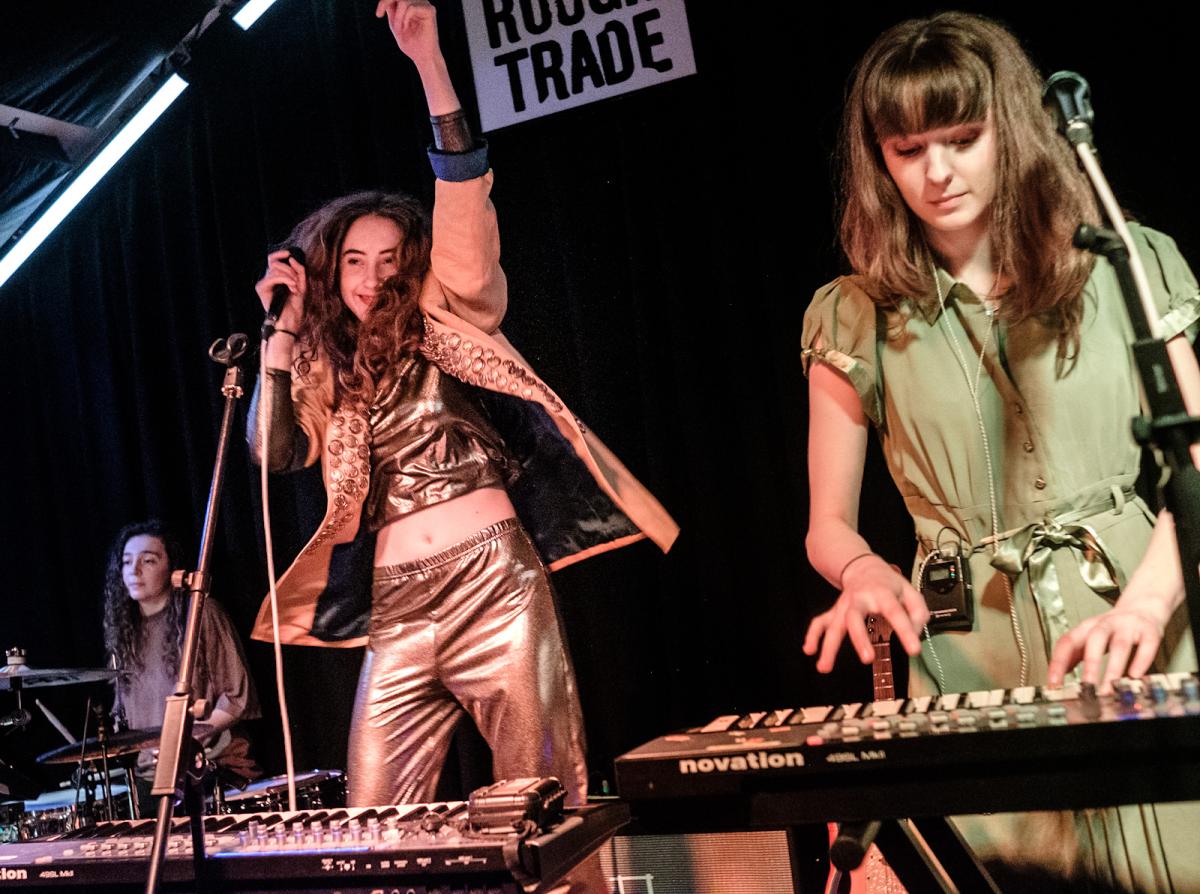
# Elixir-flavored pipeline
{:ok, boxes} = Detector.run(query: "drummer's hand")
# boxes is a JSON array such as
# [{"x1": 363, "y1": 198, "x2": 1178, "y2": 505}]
[
  {"x1": 204, "y1": 706, "x2": 239, "y2": 737},
  {"x1": 803, "y1": 556, "x2": 929, "y2": 673},
  {"x1": 254, "y1": 249, "x2": 306, "y2": 331},
  {"x1": 1048, "y1": 591, "x2": 1172, "y2": 692}
]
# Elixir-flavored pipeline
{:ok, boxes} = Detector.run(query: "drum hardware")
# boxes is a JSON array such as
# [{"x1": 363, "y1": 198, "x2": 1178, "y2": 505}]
[
  {"x1": 2, "y1": 648, "x2": 119, "y2": 691},
  {"x1": 88, "y1": 701, "x2": 117, "y2": 823},
  {"x1": 1, "y1": 646, "x2": 121, "y2": 803},
  {"x1": 36, "y1": 724, "x2": 216, "y2": 765},
  {"x1": 5, "y1": 778, "x2": 134, "y2": 841},
  {"x1": 220, "y1": 769, "x2": 346, "y2": 814},
  {"x1": 0, "y1": 707, "x2": 31, "y2": 734},
  {"x1": 5, "y1": 652, "x2": 219, "y2": 837},
  {"x1": 37, "y1": 722, "x2": 214, "y2": 828}
]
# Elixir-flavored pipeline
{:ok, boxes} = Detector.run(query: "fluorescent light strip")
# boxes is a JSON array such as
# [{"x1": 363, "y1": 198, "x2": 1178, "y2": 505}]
[
  {"x1": 0, "y1": 74, "x2": 189, "y2": 289},
  {"x1": 233, "y1": 0, "x2": 278, "y2": 30}
]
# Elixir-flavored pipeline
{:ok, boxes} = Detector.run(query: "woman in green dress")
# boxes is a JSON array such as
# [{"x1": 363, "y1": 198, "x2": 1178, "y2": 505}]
[{"x1": 801, "y1": 11, "x2": 1200, "y2": 890}]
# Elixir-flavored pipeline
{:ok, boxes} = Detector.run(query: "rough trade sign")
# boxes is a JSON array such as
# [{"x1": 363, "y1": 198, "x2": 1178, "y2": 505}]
[{"x1": 463, "y1": 0, "x2": 696, "y2": 131}]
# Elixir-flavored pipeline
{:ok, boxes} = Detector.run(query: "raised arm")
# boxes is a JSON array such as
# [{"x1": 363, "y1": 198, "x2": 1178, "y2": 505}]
[
  {"x1": 377, "y1": 0, "x2": 460, "y2": 116},
  {"x1": 378, "y1": 0, "x2": 507, "y2": 333},
  {"x1": 802, "y1": 362, "x2": 929, "y2": 671}
]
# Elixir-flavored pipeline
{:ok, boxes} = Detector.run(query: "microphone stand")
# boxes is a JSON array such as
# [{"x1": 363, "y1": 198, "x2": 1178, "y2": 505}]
[
  {"x1": 73, "y1": 698, "x2": 92, "y2": 821},
  {"x1": 143, "y1": 332, "x2": 249, "y2": 894},
  {"x1": 1046, "y1": 73, "x2": 1200, "y2": 660},
  {"x1": 90, "y1": 704, "x2": 116, "y2": 821}
]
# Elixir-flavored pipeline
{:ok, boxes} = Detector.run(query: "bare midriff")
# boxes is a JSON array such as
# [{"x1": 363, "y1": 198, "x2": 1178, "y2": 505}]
[{"x1": 373, "y1": 486, "x2": 516, "y2": 565}]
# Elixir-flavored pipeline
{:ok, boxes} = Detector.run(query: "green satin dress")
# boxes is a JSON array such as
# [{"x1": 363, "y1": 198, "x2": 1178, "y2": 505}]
[{"x1": 802, "y1": 224, "x2": 1200, "y2": 892}]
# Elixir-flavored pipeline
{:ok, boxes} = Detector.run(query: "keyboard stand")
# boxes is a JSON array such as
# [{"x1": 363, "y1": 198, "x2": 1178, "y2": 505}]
[{"x1": 833, "y1": 817, "x2": 1000, "y2": 893}]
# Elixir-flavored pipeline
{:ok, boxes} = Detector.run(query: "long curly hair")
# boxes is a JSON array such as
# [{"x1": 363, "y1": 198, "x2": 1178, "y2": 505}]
[
  {"x1": 102, "y1": 520, "x2": 186, "y2": 676},
  {"x1": 286, "y1": 191, "x2": 431, "y2": 405},
  {"x1": 838, "y1": 12, "x2": 1100, "y2": 364}
]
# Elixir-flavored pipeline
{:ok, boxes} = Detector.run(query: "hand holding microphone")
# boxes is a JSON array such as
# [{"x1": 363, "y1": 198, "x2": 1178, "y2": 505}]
[{"x1": 256, "y1": 246, "x2": 307, "y2": 340}]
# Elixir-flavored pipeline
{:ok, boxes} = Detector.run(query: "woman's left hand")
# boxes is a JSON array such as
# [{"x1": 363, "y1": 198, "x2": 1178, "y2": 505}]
[
  {"x1": 376, "y1": 0, "x2": 441, "y2": 66},
  {"x1": 1047, "y1": 594, "x2": 1173, "y2": 691}
]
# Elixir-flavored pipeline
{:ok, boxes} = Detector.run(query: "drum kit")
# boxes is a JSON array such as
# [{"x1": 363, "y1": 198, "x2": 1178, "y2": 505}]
[
  {"x1": 2, "y1": 648, "x2": 129, "y2": 841},
  {"x1": 2, "y1": 648, "x2": 345, "y2": 842}
]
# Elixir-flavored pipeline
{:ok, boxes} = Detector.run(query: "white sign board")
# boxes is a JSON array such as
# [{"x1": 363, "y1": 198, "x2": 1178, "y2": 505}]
[{"x1": 462, "y1": 0, "x2": 697, "y2": 132}]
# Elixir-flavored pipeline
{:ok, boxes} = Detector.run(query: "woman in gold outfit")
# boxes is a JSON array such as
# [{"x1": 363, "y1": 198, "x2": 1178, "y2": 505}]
[{"x1": 247, "y1": 0, "x2": 676, "y2": 829}]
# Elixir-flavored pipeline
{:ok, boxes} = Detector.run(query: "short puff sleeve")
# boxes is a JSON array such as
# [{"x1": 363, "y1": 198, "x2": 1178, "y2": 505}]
[
  {"x1": 1133, "y1": 225, "x2": 1200, "y2": 343},
  {"x1": 801, "y1": 276, "x2": 884, "y2": 427}
]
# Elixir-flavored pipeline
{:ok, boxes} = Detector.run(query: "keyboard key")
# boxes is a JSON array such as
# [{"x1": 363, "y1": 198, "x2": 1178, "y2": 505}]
[{"x1": 700, "y1": 715, "x2": 741, "y2": 733}]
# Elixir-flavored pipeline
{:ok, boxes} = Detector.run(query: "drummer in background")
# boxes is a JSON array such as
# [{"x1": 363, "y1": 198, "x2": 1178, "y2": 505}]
[{"x1": 102, "y1": 520, "x2": 260, "y2": 814}]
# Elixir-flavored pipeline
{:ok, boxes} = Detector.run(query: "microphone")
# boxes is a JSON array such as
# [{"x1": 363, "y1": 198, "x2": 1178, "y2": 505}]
[
  {"x1": 262, "y1": 245, "x2": 307, "y2": 339},
  {"x1": 1043, "y1": 71, "x2": 1094, "y2": 146}
]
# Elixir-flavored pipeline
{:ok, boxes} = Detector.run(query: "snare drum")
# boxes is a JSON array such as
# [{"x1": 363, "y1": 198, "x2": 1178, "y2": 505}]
[
  {"x1": 11, "y1": 783, "x2": 131, "y2": 840},
  {"x1": 222, "y1": 769, "x2": 345, "y2": 813}
]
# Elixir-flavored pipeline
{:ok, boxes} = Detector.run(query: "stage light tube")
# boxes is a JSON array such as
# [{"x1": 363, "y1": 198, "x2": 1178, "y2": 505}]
[
  {"x1": 0, "y1": 74, "x2": 189, "y2": 289},
  {"x1": 233, "y1": 0, "x2": 278, "y2": 30}
]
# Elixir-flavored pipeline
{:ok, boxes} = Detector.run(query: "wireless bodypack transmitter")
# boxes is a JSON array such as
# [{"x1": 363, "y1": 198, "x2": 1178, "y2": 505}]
[{"x1": 920, "y1": 551, "x2": 974, "y2": 632}]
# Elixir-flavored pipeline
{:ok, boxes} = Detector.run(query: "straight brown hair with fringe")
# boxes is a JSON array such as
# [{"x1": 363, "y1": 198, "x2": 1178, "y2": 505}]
[{"x1": 839, "y1": 12, "x2": 1100, "y2": 363}]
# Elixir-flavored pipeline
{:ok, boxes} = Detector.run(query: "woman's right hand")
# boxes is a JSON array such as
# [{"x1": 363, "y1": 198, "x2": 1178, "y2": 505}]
[
  {"x1": 802, "y1": 555, "x2": 930, "y2": 673},
  {"x1": 254, "y1": 249, "x2": 307, "y2": 331},
  {"x1": 377, "y1": 0, "x2": 441, "y2": 68},
  {"x1": 376, "y1": 0, "x2": 460, "y2": 117}
]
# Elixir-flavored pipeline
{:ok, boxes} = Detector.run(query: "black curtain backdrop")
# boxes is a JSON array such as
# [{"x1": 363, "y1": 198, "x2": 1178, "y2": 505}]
[{"x1": 3, "y1": 1, "x2": 1199, "y2": 807}]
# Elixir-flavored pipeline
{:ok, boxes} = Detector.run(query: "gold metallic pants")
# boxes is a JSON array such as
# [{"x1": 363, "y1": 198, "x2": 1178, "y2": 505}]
[{"x1": 346, "y1": 518, "x2": 589, "y2": 808}]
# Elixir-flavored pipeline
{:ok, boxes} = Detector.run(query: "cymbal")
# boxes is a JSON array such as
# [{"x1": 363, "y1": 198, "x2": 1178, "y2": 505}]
[
  {"x1": 0, "y1": 664, "x2": 118, "y2": 690},
  {"x1": 37, "y1": 724, "x2": 216, "y2": 765}
]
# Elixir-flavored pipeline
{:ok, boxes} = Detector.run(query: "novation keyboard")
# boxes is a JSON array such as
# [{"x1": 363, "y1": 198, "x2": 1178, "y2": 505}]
[
  {"x1": 615, "y1": 674, "x2": 1200, "y2": 826},
  {"x1": 0, "y1": 800, "x2": 626, "y2": 892}
]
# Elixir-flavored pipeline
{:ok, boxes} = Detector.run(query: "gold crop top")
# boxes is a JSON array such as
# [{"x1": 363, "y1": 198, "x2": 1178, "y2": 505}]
[{"x1": 364, "y1": 355, "x2": 515, "y2": 532}]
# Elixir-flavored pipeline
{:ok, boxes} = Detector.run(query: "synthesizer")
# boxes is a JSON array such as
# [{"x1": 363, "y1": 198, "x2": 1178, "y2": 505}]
[
  {"x1": 615, "y1": 674, "x2": 1200, "y2": 826},
  {"x1": 0, "y1": 800, "x2": 626, "y2": 892}
]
